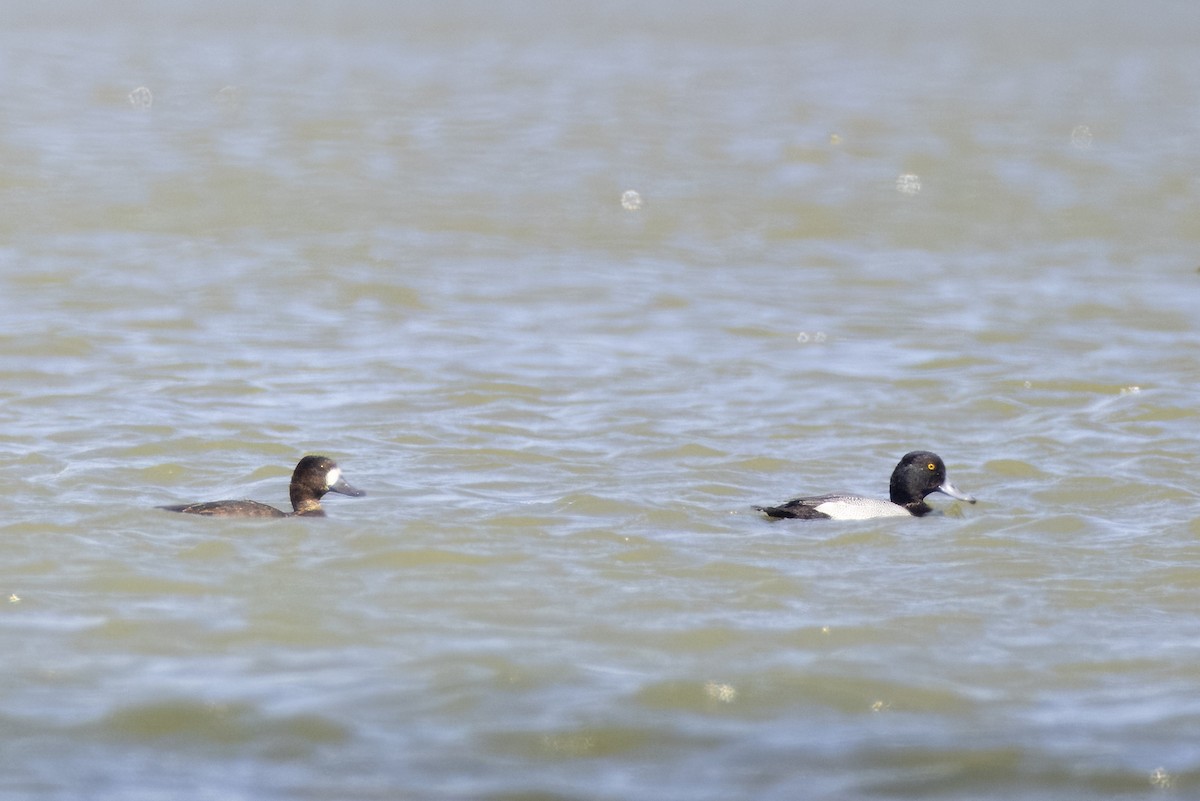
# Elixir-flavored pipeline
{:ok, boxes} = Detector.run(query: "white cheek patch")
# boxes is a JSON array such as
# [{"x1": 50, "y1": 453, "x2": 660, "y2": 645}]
[{"x1": 325, "y1": 467, "x2": 341, "y2": 488}]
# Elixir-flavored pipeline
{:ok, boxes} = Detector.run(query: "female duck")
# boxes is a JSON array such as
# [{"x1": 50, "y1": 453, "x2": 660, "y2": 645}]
[
  {"x1": 160, "y1": 455, "x2": 365, "y2": 517},
  {"x1": 756, "y1": 450, "x2": 975, "y2": 520}
]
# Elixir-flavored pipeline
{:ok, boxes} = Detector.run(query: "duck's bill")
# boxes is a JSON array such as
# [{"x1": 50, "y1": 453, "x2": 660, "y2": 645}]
[
  {"x1": 937, "y1": 481, "x2": 976, "y2": 504},
  {"x1": 330, "y1": 476, "x2": 366, "y2": 497}
]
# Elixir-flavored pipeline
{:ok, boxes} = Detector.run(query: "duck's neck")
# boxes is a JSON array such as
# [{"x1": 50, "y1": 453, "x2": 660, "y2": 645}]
[
  {"x1": 902, "y1": 501, "x2": 933, "y2": 516},
  {"x1": 291, "y1": 496, "x2": 326, "y2": 516}
]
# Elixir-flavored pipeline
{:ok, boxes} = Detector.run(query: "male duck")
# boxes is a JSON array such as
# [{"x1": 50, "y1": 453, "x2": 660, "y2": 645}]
[{"x1": 756, "y1": 450, "x2": 976, "y2": 520}]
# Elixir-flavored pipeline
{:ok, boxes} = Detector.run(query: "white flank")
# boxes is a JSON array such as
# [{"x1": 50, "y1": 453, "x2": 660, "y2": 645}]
[{"x1": 813, "y1": 497, "x2": 912, "y2": 520}]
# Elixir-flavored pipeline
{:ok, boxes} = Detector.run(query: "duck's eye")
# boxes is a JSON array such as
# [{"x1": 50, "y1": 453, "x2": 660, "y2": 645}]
[{"x1": 927, "y1": 463, "x2": 936, "y2": 471}]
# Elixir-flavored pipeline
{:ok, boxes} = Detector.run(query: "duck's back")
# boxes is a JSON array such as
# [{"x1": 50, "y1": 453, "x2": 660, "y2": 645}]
[{"x1": 159, "y1": 500, "x2": 288, "y2": 518}]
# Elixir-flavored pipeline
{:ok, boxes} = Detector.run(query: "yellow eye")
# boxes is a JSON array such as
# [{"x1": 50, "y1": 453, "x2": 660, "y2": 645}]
[{"x1": 927, "y1": 463, "x2": 936, "y2": 470}]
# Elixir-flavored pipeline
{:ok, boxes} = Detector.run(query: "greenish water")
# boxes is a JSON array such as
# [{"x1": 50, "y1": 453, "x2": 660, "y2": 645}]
[{"x1": 2, "y1": 2, "x2": 1200, "y2": 799}]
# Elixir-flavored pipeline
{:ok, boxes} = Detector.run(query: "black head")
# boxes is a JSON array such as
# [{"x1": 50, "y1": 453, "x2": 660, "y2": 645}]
[{"x1": 889, "y1": 451, "x2": 976, "y2": 510}]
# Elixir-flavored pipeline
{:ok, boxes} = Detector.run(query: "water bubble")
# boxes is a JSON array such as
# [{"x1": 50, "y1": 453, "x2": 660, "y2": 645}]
[
  {"x1": 215, "y1": 85, "x2": 242, "y2": 105},
  {"x1": 829, "y1": 133, "x2": 842, "y2": 145},
  {"x1": 128, "y1": 86, "x2": 153, "y2": 109},
  {"x1": 705, "y1": 682, "x2": 738, "y2": 703},
  {"x1": 895, "y1": 173, "x2": 921, "y2": 195},
  {"x1": 539, "y1": 733, "x2": 596, "y2": 756},
  {"x1": 1070, "y1": 125, "x2": 1093, "y2": 149},
  {"x1": 1150, "y1": 767, "x2": 1173, "y2": 789},
  {"x1": 796, "y1": 331, "x2": 827, "y2": 344},
  {"x1": 8, "y1": 594, "x2": 20, "y2": 603},
  {"x1": 620, "y1": 189, "x2": 643, "y2": 211}
]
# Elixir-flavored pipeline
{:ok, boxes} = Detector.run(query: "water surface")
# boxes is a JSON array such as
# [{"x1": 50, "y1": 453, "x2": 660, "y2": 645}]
[{"x1": 3, "y1": 2, "x2": 1200, "y2": 799}]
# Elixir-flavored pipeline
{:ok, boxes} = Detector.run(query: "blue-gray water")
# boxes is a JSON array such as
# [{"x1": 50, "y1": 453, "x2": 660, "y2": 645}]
[{"x1": 3, "y1": 2, "x2": 1200, "y2": 799}]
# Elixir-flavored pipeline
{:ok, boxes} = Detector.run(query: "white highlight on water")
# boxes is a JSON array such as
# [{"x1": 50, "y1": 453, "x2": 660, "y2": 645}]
[{"x1": 895, "y1": 173, "x2": 921, "y2": 195}]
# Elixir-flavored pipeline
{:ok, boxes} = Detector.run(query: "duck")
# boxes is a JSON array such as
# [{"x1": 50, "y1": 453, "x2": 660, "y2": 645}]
[
  {"x1": 755, "y1": 450, "x2": 976, "y2": 520},
  {"x1": 159, "y1": 455, "x2": 365, "y2": 517}
]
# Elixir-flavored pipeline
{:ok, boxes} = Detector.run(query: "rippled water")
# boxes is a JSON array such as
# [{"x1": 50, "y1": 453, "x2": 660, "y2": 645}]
[{"x1": 3, "y1": 2, "x2": 1200, "y2": 799}]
